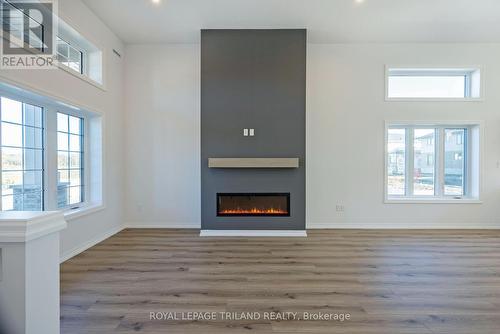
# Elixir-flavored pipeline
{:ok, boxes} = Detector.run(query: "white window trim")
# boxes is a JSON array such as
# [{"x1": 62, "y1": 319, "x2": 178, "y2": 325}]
[
  {"x1": 384, "y1": 120, "x2": 484, "y2": 204},
  {"x1": 57, "y1": 13, "x2": 107, "y2": 91},
  {"x1": 0, "y1": 8, "x2": 107, "y2": 91},
  {"x1": 0, "y1": 97, "x2": 45, "y2": 211},
  {"x1": 0, "y1": 32, "x2": 107, "y2": 91},
  {"x1": 0, "y1": 79, "x2": 104, "y2": 218},
  {"x1": 0, "y1": 92, "x2": 89, "y2": 211},
  {"x1": 385, "y1": 199, "x2": 483, "y2": 205},
  {"x1": 51, "y1": 109, "x2": 88, "y2": 210},
  {"x1": 56, "y1": 36, "x2": 84, "y2": 75},
  {"x1": 384, "y1": 65, "x2": 485, "y2": 102},
  {"x1": 57, "y1": 63, "x2": 106, "y2": 91},
  {"x1": 64, "y1": 202, "x2": 105, "y2": 221}
]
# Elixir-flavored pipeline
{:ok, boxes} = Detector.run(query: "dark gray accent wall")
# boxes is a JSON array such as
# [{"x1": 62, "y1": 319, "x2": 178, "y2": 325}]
[{"x1": 201, "y1": 29, "x2": 306, "y2": 230}]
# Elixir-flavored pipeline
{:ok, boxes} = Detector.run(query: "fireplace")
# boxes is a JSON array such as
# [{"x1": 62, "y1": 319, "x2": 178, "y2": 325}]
[
  {"x1": 201, "y1": 29, "x2": 305, "y2": 231},
  {"x1": 217, "y1": 193, "x2": 290, "y2": 217}
]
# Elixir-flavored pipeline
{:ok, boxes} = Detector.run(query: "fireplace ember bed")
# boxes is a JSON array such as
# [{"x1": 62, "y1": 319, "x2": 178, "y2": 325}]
[{"x1": 217, "y1": 193, "x2": 290, "y2": 217}]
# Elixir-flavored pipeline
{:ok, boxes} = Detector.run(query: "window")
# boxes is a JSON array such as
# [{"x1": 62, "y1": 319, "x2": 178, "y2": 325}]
[
  {"x1": 57, "y1": 19, "x2": 104, "y2": 86},
  {"x1": 386, "y1": 123, "x2": 481, "y2": 201},
  {"x1": 57, "y1": 113, "x2": 84, "y2": 208},
  {"x1": 413, "y1": 129, "x2": 435, "y2": 196},
  {"x1": 56, "y1": 37, "x2": 84, "y2": 74},
  {"x1": 444, "y1": 129, "x2": 466, "y2": 196},
  {"x1": 0, "y1": 97, "x2": 44, "y2": 211},
  {"x1": 386, "y1": 68, "x2": 481, "y2": 100},
  {"x1": 387, "y1": 129, "x2": 406, "y2": 196},
  {"x1": 1, "y1": 5, "x2": 104, "y2": 86},
  {"x1": 0, "y1": 82, "x2": 103, "y2": 214}
]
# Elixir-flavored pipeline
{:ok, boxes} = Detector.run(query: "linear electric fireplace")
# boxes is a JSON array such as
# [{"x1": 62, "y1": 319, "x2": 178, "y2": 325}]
[{"x1": 217, "y1": 193, "x2": 290, "y2": 217}]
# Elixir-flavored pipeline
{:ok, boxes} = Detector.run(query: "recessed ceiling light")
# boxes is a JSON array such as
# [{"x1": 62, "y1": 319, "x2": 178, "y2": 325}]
[
  {"x1": 152, "y1": 0, "x2": 161, "y2": 4},
  {"x1": 355, "y1": 0, "x2": 365, "y2": 4}
]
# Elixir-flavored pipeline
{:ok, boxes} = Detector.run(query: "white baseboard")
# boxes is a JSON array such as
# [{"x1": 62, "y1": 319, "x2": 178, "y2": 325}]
[
  {"x1": 60, "y1": 225, "x2": 124, "y2": 263},
  {"x1": 200, "y1": 230, "x2": 307, "y2": 237},
  {"x1": 307, "y1": 223, "x2": 500, "y2": 229}
]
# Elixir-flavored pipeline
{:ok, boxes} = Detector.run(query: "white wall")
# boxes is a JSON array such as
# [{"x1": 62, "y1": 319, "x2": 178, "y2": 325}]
[
  {"x1": 124, "y1": 45, "x2": 200, "y2": 228},
  {"x1": 0, "y1": 0, "x2": 126, "y2": 257},
  {"x1": 124, "y1": 42, "x2": 500, "y2": 229},
  {"x1": 307, "y1": 43, "x2": 500, "y2": 228}
]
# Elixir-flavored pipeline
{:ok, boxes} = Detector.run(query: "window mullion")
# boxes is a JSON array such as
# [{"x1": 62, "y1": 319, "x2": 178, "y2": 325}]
[
  {"x1": 80, "y1": 51, "x2": 84, "y2": 75},
  {"x1": 81, "y1": 119, "x2": 87, "y2": 203},
  {"x1": 45, "y1": 108, "x2": 58, "y2": 210},
  {"x1": 0, "y1": 101, "x2": 2, "y2": 210},
  {"x1": 407, "y1": 128, "x2": 414, "y2": 196},
  {"x1": 67, "y1": 117, "x2": 71, "y2": 206},
  {"x1": 21, "y1": 103, "x2": 25, "y2": 210},
  {"x1": 465, "y1": 74, "x2": 471, "y2": 98},
  {"x1": 436, "y1": 127, "x2": 445, "y2": 197},
  {"x1": 465, "y1": 127, "x2": 470, "y2": 197}
]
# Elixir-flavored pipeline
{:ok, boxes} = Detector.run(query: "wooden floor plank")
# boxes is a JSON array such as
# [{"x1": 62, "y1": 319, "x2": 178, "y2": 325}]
[{"x1": 60, "y1": 229, "x2": 500, "y2": 333}]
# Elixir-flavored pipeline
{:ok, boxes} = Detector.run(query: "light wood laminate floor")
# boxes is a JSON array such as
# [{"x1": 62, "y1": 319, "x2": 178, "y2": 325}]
[{"x1": 61, "y1": 229, "x2": 500, "y2": 333}]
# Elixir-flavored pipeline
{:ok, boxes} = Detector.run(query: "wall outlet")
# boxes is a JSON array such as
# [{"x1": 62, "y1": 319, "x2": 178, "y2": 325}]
[
  {"x1": 249, "y1": 129, "x2": 255, "y2": 136},
  {"x1": 336, "y1": 205, "x2": 345, "y2": 212},
  {"x1": 243, "y1": 129, "x2": 249, "y2": 136}
]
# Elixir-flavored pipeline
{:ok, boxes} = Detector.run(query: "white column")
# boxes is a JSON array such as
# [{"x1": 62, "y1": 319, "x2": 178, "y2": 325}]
[{"x1": 0, "y1": 212, "x2": 67, "y2": 334}]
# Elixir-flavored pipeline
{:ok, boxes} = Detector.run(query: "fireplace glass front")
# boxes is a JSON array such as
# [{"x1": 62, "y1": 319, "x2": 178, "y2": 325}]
[{"x1": 217, "y1": 193, "x2": 290, "y2": 217}]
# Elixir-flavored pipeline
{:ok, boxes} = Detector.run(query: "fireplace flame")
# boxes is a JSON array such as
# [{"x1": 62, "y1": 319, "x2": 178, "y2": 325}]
[{"x1": 219, "y1": 207, "x2": 288, "y2": 215}]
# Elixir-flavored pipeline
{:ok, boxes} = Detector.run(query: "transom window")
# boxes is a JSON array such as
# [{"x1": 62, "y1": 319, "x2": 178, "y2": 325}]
[
  {"x1": 386, "y1": 123, "x2": 481, "y2": 201},
  {"x1": 2, "y1": 4, "x2": 104, "y2": 86},
  {"x1": 57, "y1": 112, "x2": 84, "y2": 208},
  {"x1": 386, "y1": 68, "x2": 481, "y2": 100},
  {"x1": 56, "y1": 37, "x2": 84, "y2": 74},
  {"x1": 0, "y1": 97, "x2": 44, "y2": 211}
]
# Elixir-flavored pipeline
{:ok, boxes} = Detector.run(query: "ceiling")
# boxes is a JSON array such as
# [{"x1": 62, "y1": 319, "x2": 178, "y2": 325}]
[{"x1": 82, "y1": 0, "x2": 500, "y2": 44}]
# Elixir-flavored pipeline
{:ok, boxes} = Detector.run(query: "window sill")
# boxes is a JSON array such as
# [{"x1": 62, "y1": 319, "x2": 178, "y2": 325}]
[
  {"x1": 63, "y1": 203, "x2": 105, "y2": 221},
  {"x1": 57, "y1": 63, "x2": 106, "y2": 92},
  {"x1": 385, "y1": 97, "x2": 483, "y2": 102},
  {"x1": 385, "y1": 198, "x2": 482, "y2": 204}
]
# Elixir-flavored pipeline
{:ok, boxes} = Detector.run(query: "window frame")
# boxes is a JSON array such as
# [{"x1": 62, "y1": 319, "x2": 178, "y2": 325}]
[
  {"x1": 56, "y1": 36, "x2": 85, "y2": 75},
  {"x1": 385, "y1": 66, "x2": 483, "y2": 102},
  {"x1": 0, "y1": 97, "x2": 45, "y2": 211},
  {"x1": 48, "y1": 107, "x2": 90, "y2": 211},
  {"x1": 0, "y1": 5, "x2": 106, "y2": 90},
  {"x1": 384, "y1": 121, "x2": 483, "y2": 204},
  {"x1": 55, "y1": 111, "x2": 86, "y2": 209},
  {"x1": 0, "y1": 90, "x2": 91, "y2": 212},
  {"x1": 57, "y1": 17, "x2": 106, "y2": 90}
]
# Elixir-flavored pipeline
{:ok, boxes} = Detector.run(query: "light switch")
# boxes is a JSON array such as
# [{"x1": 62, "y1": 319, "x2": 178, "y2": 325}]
[
  {"x1": 249, "y1": 129, "x2": 255, "y2": 136},
  {"x1": 243, "y1": 129, "x2": 249, "y2": 136}
]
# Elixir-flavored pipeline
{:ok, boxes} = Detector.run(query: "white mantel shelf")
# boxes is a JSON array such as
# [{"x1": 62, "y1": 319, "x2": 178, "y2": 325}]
[
  {"x1": 0, "y1": 211, "x2": 67, "y2": 242},
  {"x1": 208, "y1": 158, "x2": 299, "y2": 169}
]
